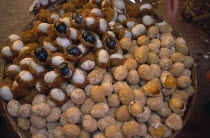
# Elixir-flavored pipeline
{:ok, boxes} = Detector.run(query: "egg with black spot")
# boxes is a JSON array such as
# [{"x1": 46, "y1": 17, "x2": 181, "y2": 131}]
[
  {"x1": 106, "y1": 36, "x2": 116, "y2": 50},
  {"x1": 66, "y1": 45, "x2": 82, "y2": 57},
  {"x1": 34, "y1": 47, "x2": 48, "y2": 62},
  {"x1": 82, "y1": 31, "x2": 96, "y2": 44},
  {"x1": 72, "y1": 12, "x2": 83, "y2": 24},
  {"x1": 54, "y1": 22, "x2": 67, "y2": 34},
  {"x1": 59, "y1": 62, "x2": 71, "y2": 77}
]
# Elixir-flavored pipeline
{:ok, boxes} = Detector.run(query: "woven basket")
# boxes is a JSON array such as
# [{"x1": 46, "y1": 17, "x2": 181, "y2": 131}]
[{"x1": 0, "y1": 1, "x2": 197, "y2": 138}]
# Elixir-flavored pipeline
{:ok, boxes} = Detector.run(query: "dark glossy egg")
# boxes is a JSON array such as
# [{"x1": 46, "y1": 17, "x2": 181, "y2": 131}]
[
  {"x1": 66, "y1": 45, "x2": 82, "y2": 57},
  {"x1": 54, "y1": 22, "x2": 67, "y2": 34},
  {"x1": 82, "y1": 31, "x2": 96, "y2": 44},
  {"x1": 72, "y1": 12, "x2": 83, "y2": 24},
  {"x1": 106, "y1": 36, "x2": 116, "y2": 50},
  {"x1": 34, "y1": 47, "x2": 48, "y2": 62},
  {"x1": 59, "y1": 62, "x2": 71, "y2": 77}
]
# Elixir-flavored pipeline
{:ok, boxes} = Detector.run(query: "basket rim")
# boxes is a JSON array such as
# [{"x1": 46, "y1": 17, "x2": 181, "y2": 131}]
[{"x1": 0, "y1": 2, "x2": 197, "y2": 138}]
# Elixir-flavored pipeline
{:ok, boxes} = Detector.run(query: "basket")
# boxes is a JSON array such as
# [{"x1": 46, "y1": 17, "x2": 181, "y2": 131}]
[{"x1": 0, "y1": 1, "x2": 197, "y2": 138}]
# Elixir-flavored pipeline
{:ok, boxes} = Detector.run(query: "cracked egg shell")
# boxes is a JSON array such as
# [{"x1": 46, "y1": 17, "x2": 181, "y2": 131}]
[
  {"x1": 128, "y1": 100, "x2": 145, "y2": 117},
  {"x1": 64, "y1": 44, "x2": 85, "y2": 62},
  {"x1": 29, "y1": 61, "x2": 47, "y2": 78},
  {"x1": 54, "y1": 21, "x2": 70, "y2": 38},
  {"x1": 58, "y1": 61, "x2": 75, "y2": 79},
  {"x1": 44, "y1": 70, "x2": 63, "y2": 88},
  {"x1": 70, "y1": 12, "x2": 85, "y2": 29},
  {"x1": 79, "y1": 31, "x2": 96, "y2": 48},
  {"x1": 95, "y1": 49, "x2": 110, "y2": 69},
  {"x1": 79, "y1": 54, "x2": 96, "y2": 71},
  {"x1": 142, "y1": 81, "x2": 160, "y2": 97},
  {"x1": 50, "y1": 53, "x2": 65, "y2": 68},
  {"x1": 125, "y1": 4, "x2": 140, "y2": 18},
  {"x1": 12, "y1": 80, "x2": 30, "y2": 96},
  {"x1": 70, "y1": 68, "x2": 88, "y2": 88},
  {"x1": 35, "y1": 79, "x2": 49, "y2": 93},
  {"x1": 118, "y1": 28, "x2": 132, "y2": 40},
  {"x1": 172, "y1": 90, "x2": 190, "y2": 104},
  {"x1": 132, "y1": 24, "x2": 146, "y2": 39},
  {"x1": 49, "y1": 88, "x2": 68, "y2": 105},
  {"x1": 5, "y1": 64, "x2": 21, "y2": 78},
  {"x1": 110, "y1": 53, "x2": 125, "y2": 66},
  {"x1": 31, "y1": 47, "x2": 52, "y2": 65},
  {"x1": 15, "y1": 70, "x2": 35, "y2": 88},
  {"x1": 85, "y1": 17, "x2": 98, "y2": 31},
  {"x1": 103, "y1": 36, "x2": 119, "y2": 54},
  {"x1": 148, "y1": 122, "x2": 166, "y2": 138},
  {"x1": 160, "y1": 71, "x2": 177, "y2": 88},
  {"x1": 1, "y1": 46, "x2": 14, "y2": 61},
  {"x1": 10, "y1": 40, "x2": 25, "y2": 55},
  {"x1": 169, "y1": 98, "x2": 186, "y2": 115},
  {"x1": 55, "y1": 37, "x2": 72, "y2": 52},
  {"x1": 0, "y1": 84, "x2": 14, "y2": 101},
  {"x1": 142, "y1": 15, "x2": 156, "y2": 28}
]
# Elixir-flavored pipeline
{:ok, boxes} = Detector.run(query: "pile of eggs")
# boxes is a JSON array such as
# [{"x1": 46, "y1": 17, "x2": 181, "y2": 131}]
[{"x1": 0, "y1": 0, "x2": 195, "y2": 138}]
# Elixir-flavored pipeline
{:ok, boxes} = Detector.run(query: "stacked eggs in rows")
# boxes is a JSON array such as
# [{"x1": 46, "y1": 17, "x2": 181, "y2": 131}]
[{"x1": 0, "y1": 0, "x2": 195, "y2": 138}]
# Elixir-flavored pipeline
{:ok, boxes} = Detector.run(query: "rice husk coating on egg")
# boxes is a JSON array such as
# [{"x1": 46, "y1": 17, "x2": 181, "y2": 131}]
[
  {"x1": 118, "y1": 28, "x2": 132, "y2": 40},
  {"x1": 62, "y1": 3, "x2": 76, "y2": 13},
  {"x1": 5, "y1": 64, "x2": 21, "y2": 78},
  {"x1": 39, "y1": 9, "x2": 51, "y2": 22},
  {"x1": 53, "y1": 21, "x2": 70, "y2": 38},
  {"x1": 70, "y1": 70, "x2": 88, "y2": 88},
  {"x1": 19, "y1": 31, "x2": 37, "y2": 45},
  {"x1": 102, "y1": 0, "x2": 112, "y2": 9},
  {"x1": 0, "y1": 47, "x2": 14, "y2": 61},
  {"x1": 18, "y1": 43, "x2": 38, "y2": 60},
  {"x1": 110, "y1": 54, "x2": 125, "y2": 66},
  {"x1": 12, "y1": 83, "x2": 30, "y2": 97},
  {"x1": 78, "y1": 32, "x2": 97, "y2": 48},
  {"x1": 44, "y1": 70, "x2": 64, "y2": 88},
  {"x1": 15, "y1": 71, "x2": 35, "y2": 88},
  {"x1": 19, "y1": 58, "x2": 33, "y2": 71},
  {"x1": 31, "y1": 47, "x2": 52, "y2": 66},
  {"x1": 89, "y1": 8, "x2": 103, "y2": 18},
  {"x1": 49, "y1": 88, "x2": 68, "y2": 105},
  {"x1": 79, "y1": 54, "x2": 96, "y2": 70},
  {"x1": 139, "y1": 3, "x2": 154, "y2": 16},
  {"x1": 105, "y1": 7, "x2": 115, "y2": 22},
  {"x1": 111, "y1": 22, "x2": 124, "y2": 36},
  {"x1": 58, "y1": 61, "x2": 75, "y2": 79},
  {"x1": 3, "y1": 77, "x2": 14, "y2": 85},
  {"x1": 125, "y1": 4, "x2": 140, "y2": 18},
  {"x1": 85, "y1": 2, "x2": 99, "y2": 9},
  {"x1": 35, "y1": 79, "x2": 49, "y2": 93},
  {"x1": 81, "y1": 9, "x2": 91, "y2": 17},
  {"x1": 84, "y1": 17, "x2": 98, "y2": 31},
  {"x1": 95, "y1": 50, "x2": 110, "y2": 69},
  {"x1": 50, "y1": 52, "x2": 65, "y2": 68},
  {"x1": 29, "y1": 62, "x2": 48, "y2": 78}
]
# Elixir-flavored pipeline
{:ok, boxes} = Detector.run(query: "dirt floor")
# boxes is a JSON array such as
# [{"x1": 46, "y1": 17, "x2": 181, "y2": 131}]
[{"x1": 0, "y1": 0, "x2": 210, "y2": 138}]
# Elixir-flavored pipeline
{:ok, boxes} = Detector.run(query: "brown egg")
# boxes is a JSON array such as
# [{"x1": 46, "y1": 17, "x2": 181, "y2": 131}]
[
  {"x1": 119, "y1": 86, "x2": 134, "y2": 105},
  {"x1": 135, "y1": 46, "x2": 149, "y2": 64},
  {"x1": 115, "y1": 105, "x2": 130, "y2": 121},
  {"x1": 63, "y1": 124, "x2": 80, "y2": 138},
  {"x1": 98, "y1": 116, "x2": 117, "y2": 131},
  {"x1": 120, "y1": 38, "x2": 132, "y2": 50},
  {"x1": 70, "y1": 88, "x2": 86, "y2": 105},
  {"x1": 105, "y1": 125, "x2": 124, "y2": 138},
  {"x1": 91, "y1": 103, "x2": 109, "y2": 118},
  {"x1": 133, "y1": 89, "x2": 146, "y2": 105},
  {"x1": 147, "y1": 26, "x2": 159, "y2": 39},
  {"x1": 122, "y1": 120, "x2": 140, "y2": 137},
  {"x1": 138, "y1": 64, "x2": 154, "y2": 81},
  {"x1": 113, "y1": 65, "x2": 128, "y2": 81},
  {"x1": 142, "y1": 81, "x2": 160, "y2": 96},
  {"x1": 123, "y1": 59, "x2": 138, "y2": 70},
  {"x1": 82, "y1": 115, "x2": 97, "y2": 132},
  {"x1": 126, "y1": 70, "x2": 140, "y2": 85},
  {"x1": 90, "y1": 85, "x2": 105, "y2": 103},
  {"x1": 108, "y1": 94, "x2": 120, "y2": 108},
  {"x1": 148, "y1": 123, "x2": 166, "y2": 138}
]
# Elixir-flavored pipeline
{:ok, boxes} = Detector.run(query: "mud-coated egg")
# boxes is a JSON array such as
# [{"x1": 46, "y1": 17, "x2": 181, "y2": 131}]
[
  {"x1": 165, "y1": 113, "x2": 183, "y2": 131},
  {"x1": 160, "y1": 71, "x2": 177, "y2": 88},
  {"x1": 177, "y1": 75, "x2": 192, "y2": 89}
]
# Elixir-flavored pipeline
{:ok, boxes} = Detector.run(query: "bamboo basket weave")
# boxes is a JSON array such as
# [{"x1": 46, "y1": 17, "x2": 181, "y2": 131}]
[{"x1": 0, "y1": 1, "x2": 197, "y2": 138}]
